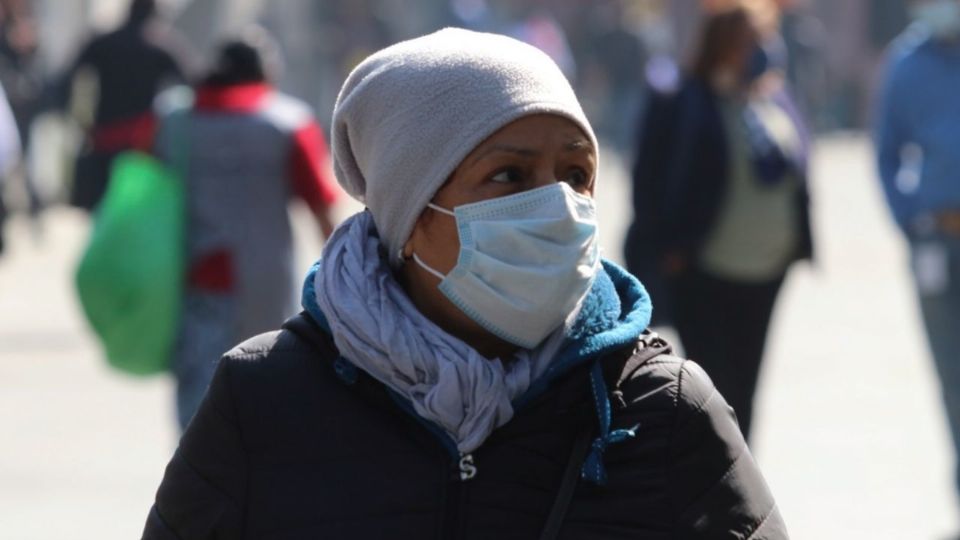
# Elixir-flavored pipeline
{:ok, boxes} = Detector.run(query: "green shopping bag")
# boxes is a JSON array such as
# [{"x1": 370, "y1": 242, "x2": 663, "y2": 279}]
[{"x1": 75, "y1": 151, "x2": 184, "y2": 375}]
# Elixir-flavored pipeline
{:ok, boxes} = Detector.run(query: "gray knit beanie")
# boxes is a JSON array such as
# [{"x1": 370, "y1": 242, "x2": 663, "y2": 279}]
[{"x1": 330, "y1": 27, "x2": 597, "y2": 267}]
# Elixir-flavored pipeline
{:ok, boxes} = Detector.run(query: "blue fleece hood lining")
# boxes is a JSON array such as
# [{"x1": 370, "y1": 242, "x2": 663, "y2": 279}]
[{"x1": 512, "y1": 260, "x2": 652, "y2": 409}]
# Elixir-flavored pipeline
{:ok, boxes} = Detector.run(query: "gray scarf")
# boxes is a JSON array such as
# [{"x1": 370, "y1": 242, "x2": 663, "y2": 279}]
[{"x1": 313, "y1": 211, "x2": 566, "y2": 453}]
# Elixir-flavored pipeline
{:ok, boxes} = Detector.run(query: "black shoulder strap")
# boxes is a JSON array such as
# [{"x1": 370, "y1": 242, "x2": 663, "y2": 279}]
[{"x1": 539, "y1": 423, "x2": 594, "y2": 540}]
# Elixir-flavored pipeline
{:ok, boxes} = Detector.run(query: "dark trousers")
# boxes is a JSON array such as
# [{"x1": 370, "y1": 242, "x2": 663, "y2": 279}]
[
  {"x1": 911, "y1": 233, "x2": 960, "y2": 495},
  {"x1": 672, "y1": 266, "x2": 785, "y2": 441}
]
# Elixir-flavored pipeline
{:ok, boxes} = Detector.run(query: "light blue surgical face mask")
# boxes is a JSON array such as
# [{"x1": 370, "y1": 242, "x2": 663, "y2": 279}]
[
  {"x1": 412, "y1": 182, "x2": 600, "y2": 349},
  {"x1": 913, "y1": 0, "x2": 960, "y2": 40}
]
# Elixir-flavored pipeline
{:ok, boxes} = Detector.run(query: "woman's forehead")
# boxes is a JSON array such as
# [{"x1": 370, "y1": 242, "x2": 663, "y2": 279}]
[{"x1": 469, "y1": 115, "x2": 594, "y2": 157}]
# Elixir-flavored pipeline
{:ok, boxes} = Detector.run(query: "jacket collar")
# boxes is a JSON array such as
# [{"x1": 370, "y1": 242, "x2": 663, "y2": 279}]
[{"x1": 194, "y1": 82, "x2": 271, "y2": 113}]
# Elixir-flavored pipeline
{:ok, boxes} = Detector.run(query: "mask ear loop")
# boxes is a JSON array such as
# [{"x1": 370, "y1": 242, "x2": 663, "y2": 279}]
[
  {"x1": 406, "y1": 201, "x2": 455, "y2": 280},
  {"x1": 412, "y1": 253, "x2": 447, "y2": 280},
  {"x1": 408, "y1": 202, "x2": 456, "y2": 280},
  {"x1": 427, "y1": 202, "x2": 456, "y2": 217}
]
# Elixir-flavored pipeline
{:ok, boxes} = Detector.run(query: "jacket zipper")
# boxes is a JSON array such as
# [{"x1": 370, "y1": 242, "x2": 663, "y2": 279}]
[
  {"x1": 384, "y1": 390, "x2": 475, "y2": 538},
  {"x1": 443, "y1": 463, "x2": 465, "y2": 539},
  {"x1": 386, "y1": 389, "x2": 462, "y2": 457},
  {"x1": 385, "y1": 390, "x2": 477, "y2": 477},
  {"x1": 442, "y1": 453, "x2": 478, "y2": 539},
  {"x1": 457, "y1": 453, "x2": 477, "y2": 481}
]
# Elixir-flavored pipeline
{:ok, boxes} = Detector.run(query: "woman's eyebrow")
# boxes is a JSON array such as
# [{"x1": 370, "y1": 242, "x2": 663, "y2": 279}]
[
  {"x1": 469, "y1": 138, "x2": 595, "y2": 166},
  {"x1": 565, "y1": 139, "x2": 594, "y2": 153},
  {"x1": 468, "y1": 144, "x2": 539, "y2": 166}
]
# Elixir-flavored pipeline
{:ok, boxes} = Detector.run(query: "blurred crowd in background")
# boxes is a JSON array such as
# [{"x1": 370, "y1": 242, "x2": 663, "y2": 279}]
[{"x1": 0, "y1": 0, "x2": 918, "y2": 229}]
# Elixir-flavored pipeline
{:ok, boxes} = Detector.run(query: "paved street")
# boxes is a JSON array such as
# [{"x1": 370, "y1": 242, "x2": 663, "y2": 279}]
[{"x1": 0, "y1": 134, "x2": 955, "y2": 539}]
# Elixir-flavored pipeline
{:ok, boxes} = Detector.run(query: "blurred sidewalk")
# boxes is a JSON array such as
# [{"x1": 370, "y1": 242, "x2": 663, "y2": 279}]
[
  {"x1": 754, "y1": 134, "x2": 958, "y2": 538},
  {"x1": 0, "y1": 134, "x2": 955, "y2": 539}
]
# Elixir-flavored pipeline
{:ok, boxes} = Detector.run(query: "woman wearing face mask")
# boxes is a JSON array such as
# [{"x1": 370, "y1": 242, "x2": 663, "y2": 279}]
[
  {"x1": 142, "y1": 28, "x2": 787, "y2": 539},
  {"x1": 626, "y1": 2, "x2": 813, "y2": 442}
]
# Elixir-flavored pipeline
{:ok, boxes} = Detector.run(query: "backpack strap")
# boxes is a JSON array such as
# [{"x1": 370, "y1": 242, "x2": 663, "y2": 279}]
[
  {"x1": 540, "y1": 332, "x2": 668, "y2": 537},
  {"x1": 539, "y1": 421, "x2": 594, "y2": 540}
]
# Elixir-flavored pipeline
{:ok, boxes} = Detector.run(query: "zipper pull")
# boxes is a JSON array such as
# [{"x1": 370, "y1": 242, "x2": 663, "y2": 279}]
[{"x1": 458, "y1": 453, "x2": 477, "y2": 481}]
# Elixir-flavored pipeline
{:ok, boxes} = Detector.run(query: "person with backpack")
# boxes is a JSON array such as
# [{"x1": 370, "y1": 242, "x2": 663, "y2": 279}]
[{"x1": 143, "y1": 28, "x2": 787, "y2": 539}]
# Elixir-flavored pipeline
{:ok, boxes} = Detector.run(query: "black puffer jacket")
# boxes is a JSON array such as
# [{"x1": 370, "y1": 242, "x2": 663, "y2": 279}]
[{"x1": 142, "y1": 313, "x2": 787, "y2": 539}]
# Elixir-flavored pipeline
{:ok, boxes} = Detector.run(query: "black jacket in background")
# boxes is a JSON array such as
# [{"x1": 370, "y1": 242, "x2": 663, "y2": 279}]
[
  {"x1": 142, "y1": 313, "x2": 788, "y2": 539},
  {"x1": 625, "y1": 78, "x2": 814, "y2": 325},
  {"x1": 61, "y1": 18, "x2": 190, "y2": 211},
  {"x1": 64, "y1": 20, "x2": 187, "y2": 126}
]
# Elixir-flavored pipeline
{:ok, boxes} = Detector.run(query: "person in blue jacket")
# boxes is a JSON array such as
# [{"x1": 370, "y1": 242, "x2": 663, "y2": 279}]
[
  {"x1": 875, "y1": 0, "x2": 960, "y2": 513},
  {"x1": 142, "y1": 28, "x2": 787, "y2": 539}
]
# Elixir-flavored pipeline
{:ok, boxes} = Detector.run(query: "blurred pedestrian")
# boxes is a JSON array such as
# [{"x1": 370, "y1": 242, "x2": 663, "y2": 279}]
[
  {"x1": 776, "y1": 0, "x2": 829, "y2": 131},
  {"x1": 585, "y1": 0, "x2": 648, "y2": 152},
  {"x1": 58, "y1": 0, "x2": 189, "y2": 212},
  {"x1": 625, "y1": 2, "x2": 813, "y2": 440},
  {"x1": 0, "y1": 80, "x2": 22, "y2": 256},
  {"x1": 143, "y1": 28, "x2": 787, "y2": 539},
  {"x1": 155, "y1": 30, "x2": 340, "y2": 430},
  {"x1": 0, "y1": 4, "x2": 44, "y2": 219},
  {"x1": 875, "y1": 0, "x2": 960, "y2": 518}
]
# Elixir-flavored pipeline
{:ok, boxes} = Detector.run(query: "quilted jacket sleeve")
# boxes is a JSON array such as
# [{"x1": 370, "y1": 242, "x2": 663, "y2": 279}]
[
  {"x1": 669, "y1": 360, "x2": 788, "y2": 539},
  {"x1": 142, "y1": 357, "x2": 247, "y2": 540}
]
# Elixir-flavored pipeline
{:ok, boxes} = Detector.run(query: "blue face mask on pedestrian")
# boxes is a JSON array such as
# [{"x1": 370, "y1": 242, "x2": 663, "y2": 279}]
[{"x1": 412, "y1": 182, "x2": 601, "y2": 349}]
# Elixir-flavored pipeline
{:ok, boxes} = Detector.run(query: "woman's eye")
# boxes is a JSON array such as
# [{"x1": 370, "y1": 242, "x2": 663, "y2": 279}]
[
  {"x1": 490, "y1": 168, "x2": 523, "y2": 183},
  {"x1": 564, "y1": 168, "x2": 590, "y2": 187}
]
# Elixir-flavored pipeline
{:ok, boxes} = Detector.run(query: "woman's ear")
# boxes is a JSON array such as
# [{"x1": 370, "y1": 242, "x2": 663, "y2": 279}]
[
  {"x1": 403, "y1": 206, "x2": 437, "y2": 260},
  {"x1": 402, "y1": 217, "x2": 423, "y2": 259}
]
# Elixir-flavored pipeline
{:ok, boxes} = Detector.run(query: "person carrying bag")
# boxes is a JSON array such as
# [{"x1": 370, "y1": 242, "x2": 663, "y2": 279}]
[{"x1": 75, "y1": 113, "x2": 187, "y2": 376}]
